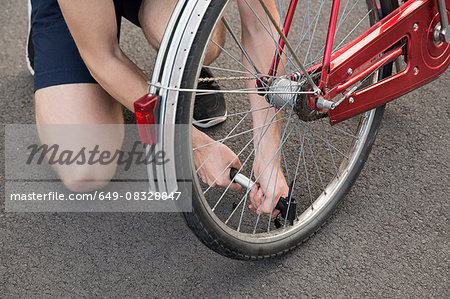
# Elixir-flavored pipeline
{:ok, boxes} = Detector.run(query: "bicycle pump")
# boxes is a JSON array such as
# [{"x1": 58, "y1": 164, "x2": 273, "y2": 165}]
[{"x1": 230, "y1": 168, "x2": 297, "y2": 227}]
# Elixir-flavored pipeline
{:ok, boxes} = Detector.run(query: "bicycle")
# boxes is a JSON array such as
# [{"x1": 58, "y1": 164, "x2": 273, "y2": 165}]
[{"x1": 134, "y1": 0, "x2": 449, "y2": 259}]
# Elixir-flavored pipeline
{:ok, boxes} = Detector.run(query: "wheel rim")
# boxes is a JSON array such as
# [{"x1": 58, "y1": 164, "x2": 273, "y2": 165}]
[{"x1": 190, "y1": 0, "x2": 384, "y2": 241}]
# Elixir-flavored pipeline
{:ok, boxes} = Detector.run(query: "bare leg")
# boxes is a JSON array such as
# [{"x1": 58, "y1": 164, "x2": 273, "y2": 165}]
[
  {"x1": 35, "y1": 83, "x2": 124, "y2": 192},
  {"x1": 238, "y1": 0, "x2": 289, "y2": 216},
  {"x1": 139, "y1": 0, "x2": 240, "y2": 189},
  {"x1": 139, "y1": 0, "x2": 226, "y2": 65},
  {"x1": 52, "y1": 0, "x2": 233, "y2": 192}
]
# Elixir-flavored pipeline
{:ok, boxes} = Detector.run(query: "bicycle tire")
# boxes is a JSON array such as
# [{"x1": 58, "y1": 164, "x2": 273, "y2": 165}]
[{"x1": 167, "y1": 0, "x2": 398, "y2": 259}]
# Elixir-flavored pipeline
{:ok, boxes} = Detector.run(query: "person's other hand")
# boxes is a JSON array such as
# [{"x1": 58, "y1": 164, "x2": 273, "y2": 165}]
[{"x1": 193, "y1": 128, "x2": 242, "y2": 191}]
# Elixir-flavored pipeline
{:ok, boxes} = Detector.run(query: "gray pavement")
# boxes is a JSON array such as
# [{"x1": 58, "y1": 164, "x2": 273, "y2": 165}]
[{"x1": 1, "y1": 1, "x2": 449, "y2": 297}]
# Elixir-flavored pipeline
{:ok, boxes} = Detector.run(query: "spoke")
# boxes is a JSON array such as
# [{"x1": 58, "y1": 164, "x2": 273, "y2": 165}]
[
  {"x1": 266, "y1": 54, "x2": 292, "y2": 184},
  {"x1": 293, "y1": 1, "x2": 309, "y2": 58},
  {"x1": 330, "y1": 124, "x2": 358, "y2": 139},
  {"x1": 289, "y1": 1, "x2": 326, "y2": 73},
  {"x1": 205, "y1": 99, "x2": 290, "y2": 197},
  {"x1": 307, "y1": 124, "x2": 349, "y2": 159},
  {"x1": 339, "y1": 0, "x2": 351, "y2": 25},
  {"x1": 256, "y1": 0, "x2": 320, "y2": 93},
  {"x1": 267, "y1": 108, "x2": 295, "y2": 230},
  {"x1": 306, "y1": 134, "x2": 326, "y2": 194},
  {"x1": 215, "y1": 135, "x2": 260, "y2": 213},
  {"x1": 222, "y1": 17, "x2": 261, "y2": 75},
  {"x1": 210, "y1": 39, "x2": 260, "y2": 81},
  {"x1": 191, "y1": 105, "x2": 275, "y2": 133},
  {"x1": 254, "y1": 142, "x2": 279, "y2": 233},
  {"x1": 251, "y1": 121, "x2": 297, "y2": 233},
  {"x1": 218, "y1": 103, "x2": 292, "y2": 217},
  {"x1": 224, "y1": 103, "x2": 295, "y2": 226},
  {"x1": 304, "y1": 0, "x2": 325, "y2": 66},
  {"x1": 266, "y1": 143, "x2": 283, "y2": 231},
  {"x1": 263, "y1": 1, "x2": 293, "y2": 77},
  {"x1": 334, "y1": 8, "x2": 371, "y2": 50},
  {"x1": 193, "y1": 116, "x2": 286, "y2": 151},
  {"x1": 280, "y1": 135, "x2": 291, "y2": 184},
  {"x1": 235, "y1": 93, "x2": 283, "y2": 228},
  {"x1": 203, "y1": 65, "x2": 254, "y2": 76},
  {"x1": 251, "y1": 103, "x2": 295, "y2": 230},
  {"x1": 301, "y1": 128, "x2": 314, "y2": 208},
  {"x1": 281, "y1": 117, "x2": 305, "y2": 227},
  {"x1": 216, "y1": 130, "x2": 264, "y2": 213},
  {"x1": 196, "y1": 91, "x2": 269, "y2": 174},
  {"x1": 191, "y1": 0, "x2": 379, "y2": 236},
  {"x1": 320, "y1": 119, "x2": 339, "y2": 177},
  {"x1": 241, "y1": 0, "x2": 301, "y2": 74},
  {"x1": 237, "y1": 191, "x2": 248, "y2": 232},
  {"x1": 203, "y1": 65, "x2": 284, "y2": 80},
  {"x1": 306, "y1": 0, "x2": 311, "y2": 65},
  {"x1": 310, "y1": 0, "x2": 368, "y2": 64}
]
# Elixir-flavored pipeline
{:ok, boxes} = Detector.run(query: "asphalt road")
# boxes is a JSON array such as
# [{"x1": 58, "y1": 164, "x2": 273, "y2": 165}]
[{"x1": 1, "y1": 1, "x2": 449, "y2": 297}]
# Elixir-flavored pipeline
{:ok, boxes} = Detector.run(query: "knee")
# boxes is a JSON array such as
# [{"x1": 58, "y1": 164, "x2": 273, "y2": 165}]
[
  {"x1": 59, "y1": 164, "x2": 117, "y2": 193},
  {"x1": 62, "y1": 179, "x2": 110, "y2": 193},
  {"x1": 204, "y1": 21, "x2": 226, "y2": 66}
]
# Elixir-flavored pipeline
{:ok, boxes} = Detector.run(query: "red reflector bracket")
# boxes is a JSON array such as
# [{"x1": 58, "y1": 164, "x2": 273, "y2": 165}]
[{"x1": 134, "y1": 94, "x2": 158, "y2": 145}]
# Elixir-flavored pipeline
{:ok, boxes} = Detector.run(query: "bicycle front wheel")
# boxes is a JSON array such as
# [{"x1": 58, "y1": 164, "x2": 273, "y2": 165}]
[{"x1": 162, "y1": 0, "x2": 397, "y2": 259}]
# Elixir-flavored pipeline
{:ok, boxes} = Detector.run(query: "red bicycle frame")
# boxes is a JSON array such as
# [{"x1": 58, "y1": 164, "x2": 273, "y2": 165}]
[{"x1": 269, "y1": 0, "x2": 450, "y2": 125}]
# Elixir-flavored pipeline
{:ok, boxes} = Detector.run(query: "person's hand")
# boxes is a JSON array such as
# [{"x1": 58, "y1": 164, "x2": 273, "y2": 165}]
[
  {"x1": 248, "y1": 166, "x2": 287, "y2": 219},
  {"x1": 193, "y1": 127, "x2": 242, "y2": 191},
  {"x1": 248, "y1": 125, "x2": 289, "y2": 218}
]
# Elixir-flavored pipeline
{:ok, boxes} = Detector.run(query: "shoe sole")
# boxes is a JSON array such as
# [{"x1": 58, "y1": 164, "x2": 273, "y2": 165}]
[
  {"x1": 192, "y1": 110, "x2": 227, "y2": 128},
  {"x1": 26, "y1": 0, "x2": 35, "y2": 76}
]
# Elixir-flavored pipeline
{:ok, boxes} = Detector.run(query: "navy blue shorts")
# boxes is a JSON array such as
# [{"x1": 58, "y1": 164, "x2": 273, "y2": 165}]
[{"x1": 30, "y1": 0, "x2": 142, "y2": 91}]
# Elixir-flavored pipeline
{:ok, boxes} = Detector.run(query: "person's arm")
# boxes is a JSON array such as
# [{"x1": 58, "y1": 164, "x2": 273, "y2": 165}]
[
  {"x1": 57, "y1": 0, "x2": 148, "y2": 111},
  {"x1": 237, "y1": 0, "x2": 290, "y2": 216},
  {"x1": 58, "y1": 0, "x2": 242, "y2": 190}
]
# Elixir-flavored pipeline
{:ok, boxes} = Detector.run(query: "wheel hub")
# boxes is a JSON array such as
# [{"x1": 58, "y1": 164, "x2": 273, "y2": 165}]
[
  {"x1": 265, "y1": 77, "x2": 305, "y2": 110},
  {"x1": 264, "y1": 74, "x2": 328, "y2": 122}
]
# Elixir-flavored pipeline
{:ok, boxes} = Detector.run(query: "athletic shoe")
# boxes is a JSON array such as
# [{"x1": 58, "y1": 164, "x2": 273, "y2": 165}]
[{"x1": 193, "y1": 68, "x2": 227, "y2": 128}]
